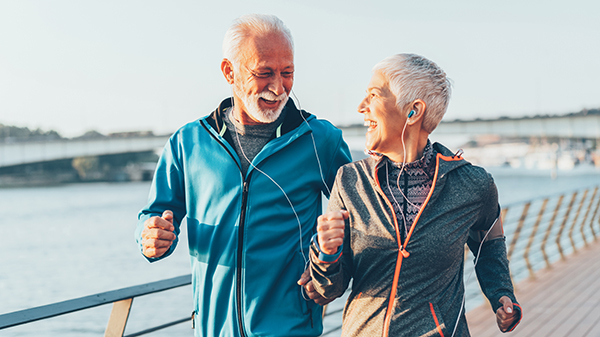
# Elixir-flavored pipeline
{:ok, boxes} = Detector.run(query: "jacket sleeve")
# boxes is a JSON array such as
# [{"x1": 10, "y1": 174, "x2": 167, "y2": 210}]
[
  {"x1": 134, "y1": 134, "x2": 187, "y2": 262},
  {"x1": 310, "y1": 173, "x2": 353, "y2": 299},
  {"x1": 468, "y1": 174, "x2": 522, "y2": 331}
]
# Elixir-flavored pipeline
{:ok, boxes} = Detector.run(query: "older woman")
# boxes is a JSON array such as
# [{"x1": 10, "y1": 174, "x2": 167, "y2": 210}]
[{"x1": 309, "y1": 54, "x2": 521, "y2": 337}]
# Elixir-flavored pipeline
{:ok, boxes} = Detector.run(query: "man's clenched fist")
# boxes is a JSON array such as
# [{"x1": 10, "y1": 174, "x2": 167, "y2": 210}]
[{"x1": 142, "y1": 210, "x2": 176, "y2": 258}]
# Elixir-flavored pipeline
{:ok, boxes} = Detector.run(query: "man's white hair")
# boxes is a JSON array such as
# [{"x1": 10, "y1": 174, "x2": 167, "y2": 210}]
[
  {"x1": 373, "y1": 54, "x2": 452, "y2": 133},
  {"x1": 222, "y1": 14, "x2": 294, "y2": 67}
]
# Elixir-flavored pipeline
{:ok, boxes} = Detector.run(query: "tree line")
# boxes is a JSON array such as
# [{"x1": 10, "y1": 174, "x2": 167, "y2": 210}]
[{"x1": 0, "y1": 124, "x2": 62, "y2": 142}]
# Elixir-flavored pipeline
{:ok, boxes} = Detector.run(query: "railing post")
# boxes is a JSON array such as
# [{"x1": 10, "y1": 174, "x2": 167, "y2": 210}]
[
  {"x1": 105, "y1": 298, "x2": 133, "y2": 337},
  {"x1": 508, "y1": 203, "x2": 530, "y2": 260},
  {"x1": 589, "y1": 188, "x2": 600, "y2": 241},
  {"x1": 541, "y1": 195, "x2": 563, "y2": 268},
  {"x1": 524, "y1": 199, "x2": 548, "y2": 278},
  {"x1": 568, "y1": 189, "x2": 588, "y2": 253},
  {"x1": 500, "y1": 207, "x2": 508, "y2": 226},
  {"x1": 556, "y1": 192, "x2": 578, "y2": 260},
  {"x1": 579, "y1": 187, "x2": 598, "y2": 247}
]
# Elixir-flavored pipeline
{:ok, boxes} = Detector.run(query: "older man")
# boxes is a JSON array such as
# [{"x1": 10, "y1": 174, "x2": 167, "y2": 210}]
[{"x1": 135, "y1": 14, "x2": 351, "y2": 337}]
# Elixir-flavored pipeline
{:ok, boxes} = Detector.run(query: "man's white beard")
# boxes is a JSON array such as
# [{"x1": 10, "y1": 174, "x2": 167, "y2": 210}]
[{"x1": 236, "y1": 88, "x2": 289, "y2": 123}]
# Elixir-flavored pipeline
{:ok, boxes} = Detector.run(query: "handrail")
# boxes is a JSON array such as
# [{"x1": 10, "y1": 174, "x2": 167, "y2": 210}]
[
  {"x1": 460, "y1": 184, "x2": 600, "y2": 311},
  {"x1": 3, "y1": 185, "x2": 600, "y2": 336},
  {"x1": 0, "y1": 275, "x2": 191, "y2": 334}
]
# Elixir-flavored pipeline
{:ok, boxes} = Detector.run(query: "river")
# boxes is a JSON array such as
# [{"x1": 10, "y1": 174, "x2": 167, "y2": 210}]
[{"x1": 2, "y1": 164, "x2": 600, "y2": 336}]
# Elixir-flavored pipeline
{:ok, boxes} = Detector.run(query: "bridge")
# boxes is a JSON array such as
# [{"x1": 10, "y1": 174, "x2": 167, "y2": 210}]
[
  {"x1": 1, "y1": 109, "x2": 599, "y2": 169},
  {"x1": 339, "y1": 108, "x2": 600, "y2": 139},
  {"x1": 0, "y1": 135, "x2": 169, "y2": 168},
  {"x1": 435, "y1": 108, "x2": 600, "y2": 139}
]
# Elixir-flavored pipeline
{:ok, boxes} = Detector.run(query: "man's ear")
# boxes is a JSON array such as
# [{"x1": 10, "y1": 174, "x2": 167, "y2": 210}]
[{"x1": 221, "y1": 59, "x2": 234, "y2": 85}]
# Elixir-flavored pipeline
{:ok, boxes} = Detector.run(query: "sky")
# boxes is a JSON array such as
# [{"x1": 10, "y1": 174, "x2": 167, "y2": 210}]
[{"x1": 0, "y1": 0, "x2": 599, "y2": 137}]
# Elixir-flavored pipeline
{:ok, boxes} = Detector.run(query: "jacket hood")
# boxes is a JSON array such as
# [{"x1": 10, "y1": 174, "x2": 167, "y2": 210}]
[{"x1": 431, "y1": 142, "x2": 471, "y2": 178}]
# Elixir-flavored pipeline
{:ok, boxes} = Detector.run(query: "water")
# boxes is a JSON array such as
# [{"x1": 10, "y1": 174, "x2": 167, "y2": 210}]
[
  {"x1": 0, "y1": 182, "x2": 193, "y2": 336},
  {"x1": 489, "y1": 165, "x2": 600, "y2": 206},
  {"x1": 2, "y1": 166, "x2": 600, "y2": 336}
]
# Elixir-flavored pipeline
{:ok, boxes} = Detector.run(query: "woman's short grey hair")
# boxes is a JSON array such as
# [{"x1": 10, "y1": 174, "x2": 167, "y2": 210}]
[
  {"x1": 222, "y1": 14, "x2": 294, "y2": 67},
  {"x1": 373, "y1": 54, "x2": 452, "y2": 133}
]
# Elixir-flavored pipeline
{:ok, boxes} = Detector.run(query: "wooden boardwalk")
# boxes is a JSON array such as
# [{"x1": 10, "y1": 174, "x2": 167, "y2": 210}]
[{"x1": 466, "y1": 241, "x2": 600, "y2": 337}]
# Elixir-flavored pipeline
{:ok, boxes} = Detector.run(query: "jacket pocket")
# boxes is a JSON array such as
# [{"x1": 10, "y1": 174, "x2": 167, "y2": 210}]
[
  {"x1": 428, "y1": 302, "x2": 446, "y2": 337},
  {"x1": 388, "y1": 301, "x2": 447, "y2": 337},
  {"x1": 297, "y1": 252, "x2": 320, "y2": 329},
  {"x1": 297, "y1": 251, "x2": 318, "y2": 312}
]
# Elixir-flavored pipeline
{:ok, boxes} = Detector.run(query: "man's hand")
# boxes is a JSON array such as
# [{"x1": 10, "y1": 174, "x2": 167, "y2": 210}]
[
  {"x1": 141, "y1": 210, "x2": 176, "y2": 258},
  {"x1": 297, "y1": 269, "x2": 335, "y2": 306},
  {"x1": 496, "y1": 296, "x2": 519, "y2": 332},
  {"x1": 317, "y1": 210, "x2": 349, "y2": 255}
]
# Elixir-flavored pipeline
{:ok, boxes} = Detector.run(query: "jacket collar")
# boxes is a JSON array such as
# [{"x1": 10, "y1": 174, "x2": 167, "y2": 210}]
[
  {"x1": 205, "y1": 97, "x2": 313, "y2": 137},
  {"x1": 364, "y1": 141, "x2": 472, "y2": 225},
  {"x1": 364, "y1": 141, "x2": 470, "y2": 184}
]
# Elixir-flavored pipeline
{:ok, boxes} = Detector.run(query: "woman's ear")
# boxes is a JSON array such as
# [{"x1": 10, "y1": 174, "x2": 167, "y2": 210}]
[{"x1": 407, "y1": 99, "x2": 426, "y2": 125}]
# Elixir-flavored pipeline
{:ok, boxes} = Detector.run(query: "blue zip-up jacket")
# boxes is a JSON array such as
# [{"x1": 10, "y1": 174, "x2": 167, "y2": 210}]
[{"x1": 136, "y1": 98, "x2": 352, "y2": 337}]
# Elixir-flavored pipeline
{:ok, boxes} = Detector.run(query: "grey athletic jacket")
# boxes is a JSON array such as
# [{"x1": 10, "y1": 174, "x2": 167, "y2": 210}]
[{"x1": 310, "y1": 142, "x2": 521, "y2": 337}]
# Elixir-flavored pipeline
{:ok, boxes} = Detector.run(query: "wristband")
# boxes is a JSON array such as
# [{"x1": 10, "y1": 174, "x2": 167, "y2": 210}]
[{"x1": 310, "y1": 233, "x2": 343, "y2": 263}]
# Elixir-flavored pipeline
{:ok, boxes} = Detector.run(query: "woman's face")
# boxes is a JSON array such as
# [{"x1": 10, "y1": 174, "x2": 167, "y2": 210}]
[{"x1": 358, "y1": 70, "x2": 406, "y2": 156}]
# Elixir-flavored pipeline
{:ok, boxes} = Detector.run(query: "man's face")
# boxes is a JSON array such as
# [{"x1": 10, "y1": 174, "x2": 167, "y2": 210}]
[
  {"x1": 232, "y1": 32, "x2": 294, "y2": 124},
  {"x1": 358, "y1": 70, "x2": 406, "y2": 156}
]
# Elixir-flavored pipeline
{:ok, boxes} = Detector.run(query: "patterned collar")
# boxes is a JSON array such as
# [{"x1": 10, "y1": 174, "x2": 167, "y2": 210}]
[{"x1": 385, "y1": 139, "x2": 435, "y2": 178}]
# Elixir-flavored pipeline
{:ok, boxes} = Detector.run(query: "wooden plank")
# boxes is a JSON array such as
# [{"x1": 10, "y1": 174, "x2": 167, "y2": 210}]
[
  {"x1": 466, "y1": 248, "x2": 594, "y2": 336},
  {"x1": 482, "y1": 252, "x2": 600, "y2": 337},
  {"x1": 554, "y1": 290, "x2": 600, "y2": 336},
  {"x1": 515, "y1": 256, "x2": 600, "y2": 336},
  {"x1": 466, "y1": 242, "x2": 600, "y2": 337},
  {"x1": 105, "y1": 298, "x2": 133, "y2": 337}
]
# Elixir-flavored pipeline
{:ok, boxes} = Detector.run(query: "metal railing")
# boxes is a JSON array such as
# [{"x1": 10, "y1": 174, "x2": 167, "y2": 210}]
[
  {"x1": 463, "y1": 185, "x2": 600, "y2": 308},
  {"x1": 2, "y1": 185, "x2": 599, "y2": 336},
  {"x1": 501, "y1": 185, "x2": 599, "y2": 280},
  {"x1": 0, "y1": 275, "x2": 191, "y2": 336}
]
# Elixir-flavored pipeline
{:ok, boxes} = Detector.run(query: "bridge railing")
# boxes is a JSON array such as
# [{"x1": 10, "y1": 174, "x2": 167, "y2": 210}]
[
  {"x1": 463, "y1": 185, "x2": 600, "y2": 308},
  {"x1": 0, "y1": 135, "x2": 169, "y2": 168},
  {"x1": 501, "y1": 185, "x2": 599, "y2": 280},
  {"x1": 2, "y1": 186, "x2": 600, "y2": 336},
  {"x1": 0, "y1": 275, "x2": 343, "y2": 336},
  {"x1": 0, "y1": 275, "x2": 192, "y2": 336}
]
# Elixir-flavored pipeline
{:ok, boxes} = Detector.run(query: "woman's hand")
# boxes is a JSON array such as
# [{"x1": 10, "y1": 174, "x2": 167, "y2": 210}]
[
  {"x1": 496, "y1": 296, "x2": 519, "y2": 332},
  {"x1": 317, "y1": 210, "x2": 349, "y2": 255}
]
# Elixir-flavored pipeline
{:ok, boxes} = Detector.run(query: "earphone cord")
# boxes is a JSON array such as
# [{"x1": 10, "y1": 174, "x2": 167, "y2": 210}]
[
  {"x1": 397, "y1": 118, "x2": 419, "y2": 210},
  {"x1": 393, "y1": 115, "x2": 496, "y2": 336},
  {"x1": 231, "y1": 110, "x2": 308, "y2": 266},
  {"x1": 229, "y1": 92, "x2": 316, "y2": 300},
  {"x1": 291, "y1": 90, "x2": 332, "y2": 197},
  {"x1": 386, "y1": 162, "x2": 409, "y2": 239},
  {"x1": 450, "y1": 217, "x2": 499, "y2": 337},
  {"x1": 384, "y1": 117, "x2": 418, "y2": 240}
]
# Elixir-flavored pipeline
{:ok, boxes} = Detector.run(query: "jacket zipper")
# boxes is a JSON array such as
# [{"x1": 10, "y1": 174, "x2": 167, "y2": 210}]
[
  {"x1": 201, "y1": 120, "x2": 249, "y2": 337},
  {"x1": 376, "y1": 156, "x2": 442, "y2": 337},
  {"x1": 374, "y1": 164, "x2": 407, "y2": 337},
  {"x1": 236, "y1": 179, "x2": 250, "y2": 337}
]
